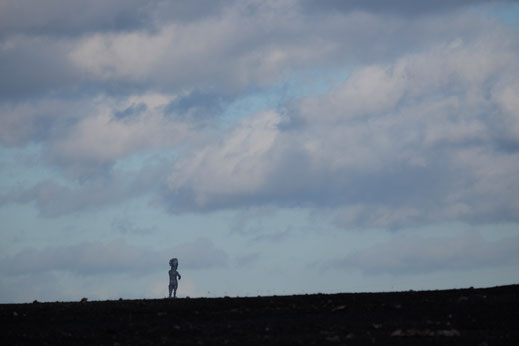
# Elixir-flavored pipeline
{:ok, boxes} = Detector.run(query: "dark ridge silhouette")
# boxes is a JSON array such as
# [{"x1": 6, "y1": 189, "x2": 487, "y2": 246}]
[{"x1": 1, "y1": 284, "x2": 518, "y2": 345}]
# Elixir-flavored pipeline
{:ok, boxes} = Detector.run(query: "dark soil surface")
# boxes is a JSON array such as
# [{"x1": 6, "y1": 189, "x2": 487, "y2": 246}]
[{"x1": 1, "y1": 284, "x2": 518, "y2": 345}]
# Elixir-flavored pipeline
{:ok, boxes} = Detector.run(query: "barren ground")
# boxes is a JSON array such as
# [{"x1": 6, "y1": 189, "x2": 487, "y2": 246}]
[{"x1": 1, "y1": 284, "x2": 518, "y2": 345}]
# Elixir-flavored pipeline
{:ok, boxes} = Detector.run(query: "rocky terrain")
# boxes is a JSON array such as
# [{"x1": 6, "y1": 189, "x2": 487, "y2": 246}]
[{"x1": 1, "y1": 284, "x2": 518, "y2": 345}]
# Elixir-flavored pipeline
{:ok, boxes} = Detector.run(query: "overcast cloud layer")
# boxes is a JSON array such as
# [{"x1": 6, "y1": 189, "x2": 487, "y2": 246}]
[{"x1": 1, "y1": 0, "x2": 518, "y2": 302}]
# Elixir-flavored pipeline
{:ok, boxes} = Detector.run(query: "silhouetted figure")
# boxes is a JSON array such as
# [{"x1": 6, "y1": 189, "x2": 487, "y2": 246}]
[{"x1": 168, "y1": 258, "x2": 181, "y2": 298}]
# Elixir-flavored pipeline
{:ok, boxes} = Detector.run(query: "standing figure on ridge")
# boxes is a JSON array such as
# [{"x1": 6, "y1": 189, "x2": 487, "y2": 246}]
[{"x1": 168, "y1": 258, "x2": 181, "y2": 298}]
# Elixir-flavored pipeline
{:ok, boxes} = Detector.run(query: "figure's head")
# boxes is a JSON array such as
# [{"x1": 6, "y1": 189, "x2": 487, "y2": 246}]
[{"x1": 169, "y1": 258, "x2": 178, "y2": 269}]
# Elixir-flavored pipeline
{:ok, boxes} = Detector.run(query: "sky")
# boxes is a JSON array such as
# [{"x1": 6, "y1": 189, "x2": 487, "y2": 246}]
[{"x1": 1, "y1": 0, "x2": 519, "y2": 303}]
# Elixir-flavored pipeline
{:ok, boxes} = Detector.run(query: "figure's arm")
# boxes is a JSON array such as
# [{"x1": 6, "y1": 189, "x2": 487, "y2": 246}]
[{"x1": 178, "y1": 272, "x2": 181, "y2": 280}]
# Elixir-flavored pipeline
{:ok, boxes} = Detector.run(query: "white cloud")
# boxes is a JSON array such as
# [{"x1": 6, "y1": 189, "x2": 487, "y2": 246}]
[
  {"x1": 2, "y1": 0, "x2": 518, "y2": 227},
  {"x1": 300, "y1": 65, "x2": 407, "y2": 122},
  {"x1": 0, "y1": 0, "x2": 502, "y2": 101},
  {"x1": 45, "y1": 92, "x2": 196, "y2": 176},
  {"x1": 65, "y1": 1, "x2": 499, "y2": 92},
  {"x1": 68, "y1": 2, "x2": 332, "y2": 90},
  {"x1": 492, "y1": 82, "x2": 519, "y2": 143},
  {"x1": 166, "y1": 110, "x2": 282, "y2": 210},
  {"x1": 70, "y1": 30, "x2": 171, "y2": 81},
  {"x1": 162, "y1": 31, "x2": 519, "y2": 227}
]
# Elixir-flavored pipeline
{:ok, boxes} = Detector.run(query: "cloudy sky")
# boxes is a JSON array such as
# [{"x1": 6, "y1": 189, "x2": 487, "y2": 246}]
[{"x1": 1, "y1": 0, "x2": 519, "y2": 303}]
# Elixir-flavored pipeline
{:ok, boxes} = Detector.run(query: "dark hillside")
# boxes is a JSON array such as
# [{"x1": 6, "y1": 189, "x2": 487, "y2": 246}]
[{"x1": 1, "y1": 284, "x2": 518, "y2": 345}]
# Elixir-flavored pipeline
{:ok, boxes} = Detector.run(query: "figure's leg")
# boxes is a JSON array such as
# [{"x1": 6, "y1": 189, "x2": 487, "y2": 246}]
[
  {"x1": 168, "y1": 284, "x2": 172, "y2": 298},
  {"x1": 173, "y1": 287, "x2": 177, "y2": 298}
]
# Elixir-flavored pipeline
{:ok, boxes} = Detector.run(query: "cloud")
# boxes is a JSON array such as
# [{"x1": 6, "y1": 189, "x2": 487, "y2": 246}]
[
  {"x1": 0, "y1": 238, "x2": 228, "y2": 277},
  {"x1": 47, "y1": 93, "x2": 195, "y2": 176},
  {"x1": 161, "y1": 31, "x2": 519, "y2": 228},
  {"x1": 0, "y1": 160, "x2": 167, "y2": 217},
  {"x1": 2, "y1": 0, "x2": 518, "y2": 228},
  {"x1": 0, "y1": 0, "x2": 157, "y2": 37},
  {"x1": 301, "y1": 0, "x2": 514, "y2": 15},
  {"x1": 165, "y1": 110, "x2": 282, "y2": 212},
  {"x1": 165, "y1": 89, "x2": 231, "y2": 125},
  {"x1": 67, "y1": 4, "x2": 327, "y2": 90},
  {"x1": 69, "y1": 30, "x2": 171, "y2": 82},
  {"x1": 0, "y1": 0, "x2": 502, "y2": 39},
  {"x1": 0, "y1": 97, "x2": 96, "y2": 146},
  {"x1": 2, "y1": 0, "x2": 519, "y2": 304},
  {"x1": 0, "y1": 35, "x2": 80, "y2": 98},
  {"x1": 0, "y1": 0, "x2": 235, "y2": 38},
  {"x1": 64, "y1": 1, "x2": 497, "y2": 92},
  {"x1": 0, "y1": 1, "x2": 230, "y2": 97},
  {"x1": 0, "y1": 0, "x2": 500, "y2": 98},
  {"x1": 324, "y1": 231, "x2": 519, "y2": 275},
  {"x1": 0, "y1": 92, "x2": 197, "y2": 177}
]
